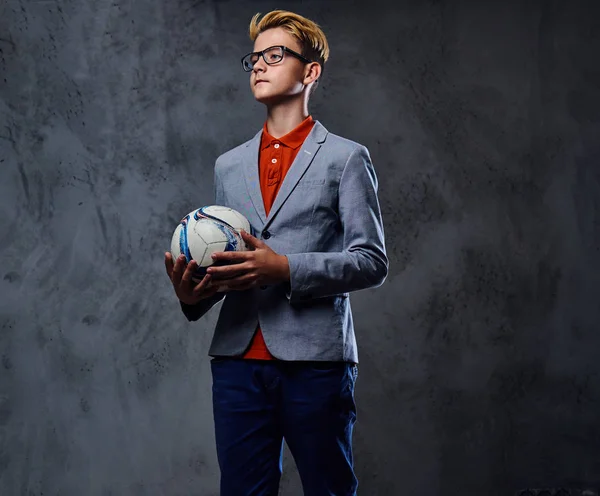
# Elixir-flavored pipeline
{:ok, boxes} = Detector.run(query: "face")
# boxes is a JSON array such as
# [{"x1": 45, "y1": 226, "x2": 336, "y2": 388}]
[{"x1": 249, "y1": 27, "x2": 314, "y2": 105}]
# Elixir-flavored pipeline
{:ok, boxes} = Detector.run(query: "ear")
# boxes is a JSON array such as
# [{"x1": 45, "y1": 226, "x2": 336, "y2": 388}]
[{"x1": 304, "y1": 62, "x2": 321, "y2": 85}]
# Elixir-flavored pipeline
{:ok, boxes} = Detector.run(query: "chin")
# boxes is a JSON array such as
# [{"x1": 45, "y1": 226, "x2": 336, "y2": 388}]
[
  {"x1": 254, "y1": 91, "x2": 282, "y2": 105},
  {"x1": 254, "y1": 89, "x2": 297, "y2": 106}
]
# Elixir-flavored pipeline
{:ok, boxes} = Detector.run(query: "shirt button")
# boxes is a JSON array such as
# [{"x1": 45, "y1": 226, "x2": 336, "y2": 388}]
[
  {"x1": 271, "y1": 158, "x2": 277, "y2": 163},
  {"x1": 274, "y1": 144, "x2": 280, "y2": 149}
]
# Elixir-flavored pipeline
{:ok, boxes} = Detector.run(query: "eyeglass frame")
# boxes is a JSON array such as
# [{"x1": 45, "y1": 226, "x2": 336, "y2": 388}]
[{"x1": 241, "y1": 45, "x2": 314, "y2": 72}]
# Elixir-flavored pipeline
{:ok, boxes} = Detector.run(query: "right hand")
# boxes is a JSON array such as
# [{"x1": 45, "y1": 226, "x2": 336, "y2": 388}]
[{"x1": 165, "y1": 252, "x2": 219, "y2": 305}]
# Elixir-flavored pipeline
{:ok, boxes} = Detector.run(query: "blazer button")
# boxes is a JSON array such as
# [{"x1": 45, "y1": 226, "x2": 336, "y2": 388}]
[
  {"x1": 262, "y1": 230, "x2": 271, "y2": 239},
  {"x1": 260, "y1": 285, "x2": 267, "y2": 290}
]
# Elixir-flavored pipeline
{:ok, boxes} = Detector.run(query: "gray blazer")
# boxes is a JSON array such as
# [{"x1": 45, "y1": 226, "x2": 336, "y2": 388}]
[{"x1": 180, "y1": 121, "x2": 388, "y2": 363}]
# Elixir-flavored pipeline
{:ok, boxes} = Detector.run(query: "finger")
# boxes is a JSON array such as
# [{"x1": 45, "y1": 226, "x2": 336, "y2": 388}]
[
  {"x1": 192, "y1": 274, "x2": 217, "y2": 296},
  {"x1": 171, "y1": 255, "x2": 187, "y2": 285},
  {"x1": 211, "y1": 251, "x2": 252, "y2": 263},
  {"x1": 191, "y1": 273, "x2": 210, "y2": 290},
  {"x1": 165, "y1": 252, "x2": 174, "y2": 278},
  {"x1": 207, "y1": 262, "x2": 250, "y2": 280},
  {"x1": 240, "y1": 230, "x2": 264, "y2": 250},
  {"x1": 181, "y1": 259, "x2": 199, "y2": 285}
]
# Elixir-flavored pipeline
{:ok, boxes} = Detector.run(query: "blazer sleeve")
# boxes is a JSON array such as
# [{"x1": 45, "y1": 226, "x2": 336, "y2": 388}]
[
  {"x1": 285, "y1": 145, "x2": 388, "y2": 302},
  {"x1": 179, "y1": 161, "x2": 227, "y2": 321},
  {"x1": 180, "y1": 292, "x2": 224, "y2": 322}
]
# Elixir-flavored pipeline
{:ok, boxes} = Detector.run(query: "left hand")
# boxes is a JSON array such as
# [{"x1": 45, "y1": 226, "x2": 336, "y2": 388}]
[{"x1": 207, "y1": 230, "x2": 290, "y2": 291}]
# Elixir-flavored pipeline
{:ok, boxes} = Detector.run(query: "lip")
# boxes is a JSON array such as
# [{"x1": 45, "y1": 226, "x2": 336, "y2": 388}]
[{"x1": 255, "y1": 80, "x2": 268, "y2": 85}]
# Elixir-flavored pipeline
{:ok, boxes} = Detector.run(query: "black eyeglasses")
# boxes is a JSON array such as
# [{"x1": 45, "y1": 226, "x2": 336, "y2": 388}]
[{"x1": 241, "y1": 45, "x2": 313, "y2": 72}]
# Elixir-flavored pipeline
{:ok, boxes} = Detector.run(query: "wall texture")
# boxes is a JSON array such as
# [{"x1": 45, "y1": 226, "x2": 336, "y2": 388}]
[{"x1": 1, "y1": 0, "x2": 599, "y2": 494}]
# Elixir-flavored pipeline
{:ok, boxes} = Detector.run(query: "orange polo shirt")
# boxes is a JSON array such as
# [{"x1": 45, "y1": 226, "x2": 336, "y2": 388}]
[{"x1": 242, "y1": 115, "x2": 316, "y2": 360}]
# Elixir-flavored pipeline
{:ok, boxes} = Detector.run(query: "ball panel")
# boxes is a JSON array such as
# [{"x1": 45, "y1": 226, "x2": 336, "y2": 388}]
[
  {"x1": 170, "y1": 223, "x2": 183, "y2": 260},
  {"x1": 189, "y1": 219, "x2": 241, "y2": 266}
]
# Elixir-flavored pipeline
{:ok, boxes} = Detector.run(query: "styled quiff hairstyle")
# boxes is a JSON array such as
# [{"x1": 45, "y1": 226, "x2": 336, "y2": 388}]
[{"x1": 249, "y1": 10, "x2": 329, "y2": 87}]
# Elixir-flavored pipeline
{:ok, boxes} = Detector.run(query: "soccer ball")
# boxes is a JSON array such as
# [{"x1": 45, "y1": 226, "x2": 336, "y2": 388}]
[{"x1": 170, "y1": 205, "x2": 251, "y2": 282}]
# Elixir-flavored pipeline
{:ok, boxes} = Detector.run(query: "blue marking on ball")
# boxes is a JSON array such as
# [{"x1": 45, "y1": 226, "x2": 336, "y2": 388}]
[
  {"x1": 214, "y1": 222, "x2": 239, "y2": 253},
  {"x1": 179, "y1": 215, "x2": 193, "y2": 263},
  {"x1": 195, "y1": 207, "x2": 237, "y2": 231}
]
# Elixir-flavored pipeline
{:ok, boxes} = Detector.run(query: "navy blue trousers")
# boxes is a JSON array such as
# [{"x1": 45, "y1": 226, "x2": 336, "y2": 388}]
[{"x1": 210, "y1": 358, "x2": 359, "y2": 496}]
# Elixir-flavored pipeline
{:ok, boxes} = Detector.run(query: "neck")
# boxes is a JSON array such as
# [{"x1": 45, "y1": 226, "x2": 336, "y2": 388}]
[{"x1": 264, "y1": 95, "x2": 310, "y2": 138}]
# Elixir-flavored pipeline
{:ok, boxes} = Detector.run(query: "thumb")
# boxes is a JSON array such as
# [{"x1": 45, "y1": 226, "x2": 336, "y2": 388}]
[{"x1": 240, "y1": 230, "x2": 264, "y2": 250}]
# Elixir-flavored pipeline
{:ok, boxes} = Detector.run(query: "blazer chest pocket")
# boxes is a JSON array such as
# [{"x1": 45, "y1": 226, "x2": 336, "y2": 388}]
[{"x1": 296, "y1": 178, "x2": 325, "y2": 189}]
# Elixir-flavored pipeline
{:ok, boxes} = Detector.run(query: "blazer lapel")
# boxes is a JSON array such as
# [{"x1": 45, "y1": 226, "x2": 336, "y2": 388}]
[
  {"x1": 265, "y1": 121, "x2": 328, "y2": 228},
  {"x1": 242, "y1": 129, "x2": 267, "y2": 225}
]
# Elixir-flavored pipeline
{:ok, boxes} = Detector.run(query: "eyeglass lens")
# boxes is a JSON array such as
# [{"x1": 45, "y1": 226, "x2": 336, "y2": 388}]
[{"x1": 243, "y1": 46, "x2": 284, "y2": 71}]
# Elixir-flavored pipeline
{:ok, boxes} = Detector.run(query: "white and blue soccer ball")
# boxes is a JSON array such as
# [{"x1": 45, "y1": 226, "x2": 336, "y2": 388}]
[{"x1": 170, "y1": 205, "x2": 251, "y2": 281}]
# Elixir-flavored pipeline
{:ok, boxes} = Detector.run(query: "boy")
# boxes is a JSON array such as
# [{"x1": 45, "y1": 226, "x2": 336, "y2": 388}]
[{"x1": 165, "y1": 10, "x2": 388, "y2": 496}]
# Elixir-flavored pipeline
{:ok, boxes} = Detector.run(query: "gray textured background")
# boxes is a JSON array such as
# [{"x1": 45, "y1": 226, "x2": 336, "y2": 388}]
[{"x1": 1, "y1": 0, "x2": 599, "y2": 495}]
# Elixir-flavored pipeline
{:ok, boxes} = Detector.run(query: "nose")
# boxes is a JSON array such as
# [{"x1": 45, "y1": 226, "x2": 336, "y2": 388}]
[{"x1": 252, "y1": 54, "x2": 267, "y2": 73}]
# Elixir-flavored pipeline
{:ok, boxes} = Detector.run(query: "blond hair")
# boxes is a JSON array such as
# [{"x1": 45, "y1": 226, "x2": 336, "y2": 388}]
[{"x1": 249, "y1": 10, "x2": 329, "y2": 81}]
